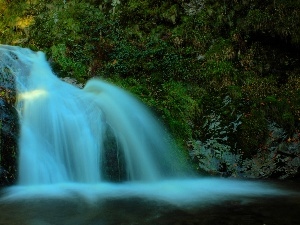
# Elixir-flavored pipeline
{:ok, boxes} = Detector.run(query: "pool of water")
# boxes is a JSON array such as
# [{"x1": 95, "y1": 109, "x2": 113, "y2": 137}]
[{"x1": 0, "y1": 179, "x2": 299, "y2": 225}]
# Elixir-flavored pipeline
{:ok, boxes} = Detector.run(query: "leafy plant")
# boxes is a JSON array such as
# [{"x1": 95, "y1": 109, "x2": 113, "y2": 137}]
[
  {"x1": 0, "y1": 0, "x2": 299, "y2": 180},
  {"x1": 241, "y1": 122, "x2": 300, "y2": 179},
  {"x1": 190, "y1": 108, "x2": 243, "y2": 177},
  {"x1": 51, "y1": 44, "x2": 87, "y2": 81}
]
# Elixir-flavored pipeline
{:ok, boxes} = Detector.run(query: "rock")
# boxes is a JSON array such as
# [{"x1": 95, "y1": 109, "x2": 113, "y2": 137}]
[
  {"x1": 0, "y1": 88, "x2": 18, "y2": 186},
  {"x1": 0, "y1": 45, "x2": 20, "y2": 185}
]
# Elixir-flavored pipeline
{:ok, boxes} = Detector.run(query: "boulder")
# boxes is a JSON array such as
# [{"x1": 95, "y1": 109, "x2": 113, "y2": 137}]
[{"x1": 0, "y1": 87, "x2": 18, "y2": 186}]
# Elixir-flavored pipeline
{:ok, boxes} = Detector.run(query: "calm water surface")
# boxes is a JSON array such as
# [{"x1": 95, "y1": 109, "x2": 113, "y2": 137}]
[{"x1": 0, "y1": 179, "x2": 299, "y2": 225}]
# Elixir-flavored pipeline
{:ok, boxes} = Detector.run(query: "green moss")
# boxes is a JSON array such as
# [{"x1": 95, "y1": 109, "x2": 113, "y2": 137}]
[
  {"x1": 50, "y1": 44, "x2": 87, "y2": 81},
  {"x1": 1, "y1": 0, "x2": 300, "y2": 178}
]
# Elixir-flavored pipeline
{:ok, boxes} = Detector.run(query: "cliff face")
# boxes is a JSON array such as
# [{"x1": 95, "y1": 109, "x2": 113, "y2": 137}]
[
  {"x1": 0, "y1": 83, "x2": 18, "y2": 186},
  {"x1": 0, "y1": 0, "x2": 299, "y2": 180}
]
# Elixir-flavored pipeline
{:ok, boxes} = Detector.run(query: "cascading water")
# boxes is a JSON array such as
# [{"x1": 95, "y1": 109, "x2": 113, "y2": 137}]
[
  {"x1": 0, "y1": 44, "x2": 188, "y2": 185},
  {"x1": 0, "y1": 45, "x2": 291, "y2": 225}
]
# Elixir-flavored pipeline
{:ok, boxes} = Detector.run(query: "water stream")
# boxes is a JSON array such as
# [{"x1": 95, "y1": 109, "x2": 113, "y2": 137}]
[{"x1": 0, "y1": 45, "x2": 297, "y2": 225}]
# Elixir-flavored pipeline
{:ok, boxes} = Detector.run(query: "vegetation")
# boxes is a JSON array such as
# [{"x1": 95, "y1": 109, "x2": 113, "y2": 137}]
[{"x1": 0, "y1": 0, "x2": 299, "y2": 180}]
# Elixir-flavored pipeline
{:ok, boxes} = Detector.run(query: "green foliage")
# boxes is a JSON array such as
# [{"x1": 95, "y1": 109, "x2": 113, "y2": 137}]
[
  {"x1": 159, "y1": 81, "x2": 197, "y2": 141},
  {"x1": 28, "y1": 1, "x2": 106, "y2": 47},
  {"x1": 190, "y1": 110, "x2": 243, "y2": 177},
  {"x1": 101, "y1": 37, "x2": 196, "y2": 82},
  {"x1": 239, "y1": 109, "x2": 268, "y2": 157},
  {"x1": 107, "y1": 77, "x2": 197, "y2": 143},
  {"x1": 191, "y1": 120, "x2": 300, "y2": 179},
  {"x1": 51, "y1": 44, "x2": 87, "y2": 81},
  {"x1": 238, "y1": 1, "x2": 300, "y2": 44},
  {"x1": 0, "y1": 1, "x2": 32, "y2": 44},
  {"x1": 241, "y1": 122, "x2": 300, "y2": 179},
  {"x1": 26, "y1": 1, "x2": 110, "y2": 81},
  {"x1": 0, "y1": 0, "x2": 299, "y2": 179}
]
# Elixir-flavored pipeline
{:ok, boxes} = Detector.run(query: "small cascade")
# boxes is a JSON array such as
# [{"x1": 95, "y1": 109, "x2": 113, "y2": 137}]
[
  {"x1": 0, "y1": 46, "x2": 288, "y2": 224},
  {"x1": 0, "y1": 45, "x2": 189, "y2": 185}
]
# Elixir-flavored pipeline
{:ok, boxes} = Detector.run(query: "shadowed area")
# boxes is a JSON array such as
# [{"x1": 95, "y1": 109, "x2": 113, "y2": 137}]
[{"x1": 0, "y1": 180, "x2": 299, "y2": 225}]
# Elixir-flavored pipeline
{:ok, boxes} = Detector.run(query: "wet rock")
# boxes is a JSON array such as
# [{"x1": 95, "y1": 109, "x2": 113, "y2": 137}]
[{"x1": 0, "y1": 88, "x2": 18, "y2": 186}]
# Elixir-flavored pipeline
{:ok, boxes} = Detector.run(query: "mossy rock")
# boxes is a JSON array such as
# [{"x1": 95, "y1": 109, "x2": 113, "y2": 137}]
[{"x1": 0, "y1": 95, "x2": 18, "y2": 186}]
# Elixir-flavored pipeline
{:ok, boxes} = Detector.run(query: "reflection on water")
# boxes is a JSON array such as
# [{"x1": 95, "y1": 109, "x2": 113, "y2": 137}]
[{"x1": 0, "y1": 179, "x2": 299, "y2": 225}]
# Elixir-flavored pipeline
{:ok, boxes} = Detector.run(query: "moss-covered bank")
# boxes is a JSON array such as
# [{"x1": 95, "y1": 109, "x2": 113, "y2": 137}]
[{"x1": 0, "y1": 0, "x2": 299, "y2": 180}]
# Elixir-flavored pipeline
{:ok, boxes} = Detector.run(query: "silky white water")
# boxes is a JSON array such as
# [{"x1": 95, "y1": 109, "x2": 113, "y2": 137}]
[
  {"x1": 0, "y1": 45, "x2": 287, "y2": 208},
  {"x1": 1, "y1": 45, "x2": 188, "y2": 185}
]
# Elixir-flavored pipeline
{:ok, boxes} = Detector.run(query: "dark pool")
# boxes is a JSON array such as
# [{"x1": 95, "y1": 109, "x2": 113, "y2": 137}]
[{"x1": 0, "y1": 179, "x2": 299, "y2": 225}]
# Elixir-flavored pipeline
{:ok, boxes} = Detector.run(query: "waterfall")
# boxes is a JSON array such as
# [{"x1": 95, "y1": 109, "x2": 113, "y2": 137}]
[
  {"x1": 0, "y1": 45, "x2": 288, "y2": 220},
  {"x1": 0, "y1": 45, "x2": 188, "y2": 185}
]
